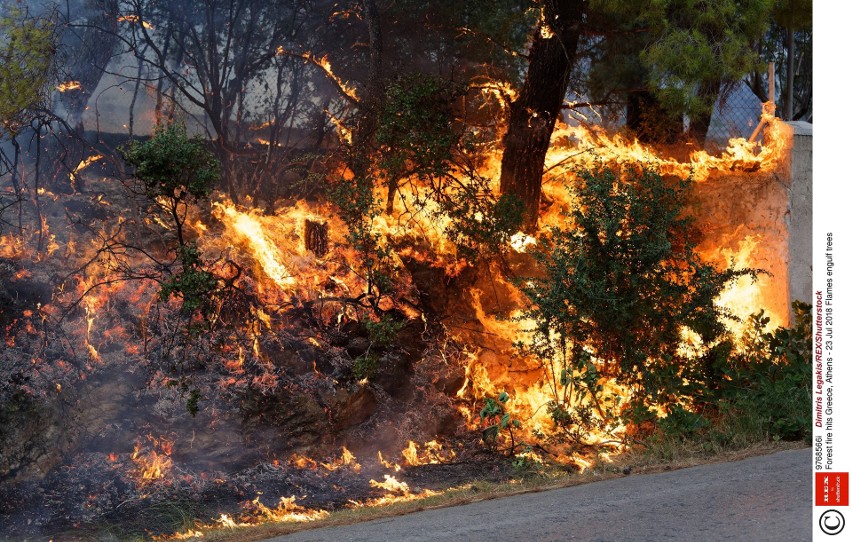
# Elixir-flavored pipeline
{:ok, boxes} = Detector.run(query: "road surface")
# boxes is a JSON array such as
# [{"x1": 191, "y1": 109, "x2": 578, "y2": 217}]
[{"x1": 266, "y1": 447, "x2": 811, "y2": 542}]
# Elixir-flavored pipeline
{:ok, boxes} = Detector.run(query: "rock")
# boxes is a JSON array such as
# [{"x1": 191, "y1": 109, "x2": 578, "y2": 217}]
[
  {"x1": 326, "y1": 385, "x2": 377, "y2": 430},
  {"x1": 240, "y1": 390, "x2": 330, "y2": 448},
  {"x1": 434, "y1": 410, "x2": 463, "y2": 437},
  {"x1": 329, "y1": 321, "x2": 367, "y2": 347},
  {"x1": 0, "y1": 396, "x2": 68, "y2": 482},
  {"x1": 367, "y1": 353, "x2": 407, "y2": 398},
  {"x1": 260, "y1": 338, "x2": 316, "y2": 376},
  {"x1": 345, "y1": 336, "x2": 371, "y2": 358},
  {"x1": 433, "y1": 367, "x2": 466, "y2": 396}
]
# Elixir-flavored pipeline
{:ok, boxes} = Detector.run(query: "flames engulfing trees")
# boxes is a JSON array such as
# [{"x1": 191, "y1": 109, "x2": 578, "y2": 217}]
[
  {"x1": 499, "y1": 0, "x2": 779, "y2": 228},
  {"x1": 518, "y1": 164, "x2": 760, "y2": 433},
  {"x1": 499, "y1": 0, "x2": 586, "y2": 232}
]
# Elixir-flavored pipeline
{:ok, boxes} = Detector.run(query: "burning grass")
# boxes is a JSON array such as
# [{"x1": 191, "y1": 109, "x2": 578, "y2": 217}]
[{"x1": 0, "y1": 103, "x2": 805, "y2": 540}]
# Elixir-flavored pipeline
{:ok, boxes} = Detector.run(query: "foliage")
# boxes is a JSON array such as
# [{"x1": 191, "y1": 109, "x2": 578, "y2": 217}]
[
  {"x1": 121, "y1": 123, "x2": 221, "y2": 317},
  {"x1": 350, "y1": 316, "x2": 405, "y2": 381},
  {"x1": 748, "y1": 0, "x2": 812, "y2": 121},
  {"x1": 158, "y1": 244, "x2": 218, "y2": 317},
  {"x1": 364, "y1": 315, "x2": 405, "y2": 348},
  {"x1": 352, "y1": 353, "x2": 379, "y2": 381},
  {"x1": 713, "y1": 301, "x2": 812, "y2": 442},
  {"x1": 518, "y1": 162, "x2": 761, "y2": 436},
  {"x1": 329, "y1": 175, "x2": 393, "y2": 307},
  {"x1": 374, "y1": 74, "x2": 524, "y2": 262},
  {"x1": 479, "y1": 391, "x2": 521, "y2": 454},
  {"x1": 584, "y1": 0, "x2": 774, "y2": 135},
  {"x1": 442, "y1": 188, "x2": 525, "y2": 261},
  {"x1": 376, "y1": 75, "x2": 459, "y2": 186},
  {"x1": 121, "y1": 123, "x2": 219, "y2": 212},
  {"x1": 0, "y1": 7, "x2": 56, "y2": 137},
  {"x1": 640, "y1": 0, "x2": 772, "y2": 119}
]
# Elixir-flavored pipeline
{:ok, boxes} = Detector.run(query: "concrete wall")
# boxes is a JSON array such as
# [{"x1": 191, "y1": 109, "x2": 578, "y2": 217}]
[
  {"x1": 689, "y1": 121, "x2": 813, "y2": 328},
  {"x1": 787, "y1": 122, "x2": 813, "y2": 309}
]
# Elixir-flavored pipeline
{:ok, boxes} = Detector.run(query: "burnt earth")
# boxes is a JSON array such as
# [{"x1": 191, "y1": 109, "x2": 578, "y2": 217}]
[{"x1": 0, "y1": 442, "x2": 526, "y2": 541}]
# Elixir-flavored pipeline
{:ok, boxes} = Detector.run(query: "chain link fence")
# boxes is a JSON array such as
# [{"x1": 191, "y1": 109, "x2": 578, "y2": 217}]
[{"x1": 704, "y1": 81, "x2": 765, "y2": 153}]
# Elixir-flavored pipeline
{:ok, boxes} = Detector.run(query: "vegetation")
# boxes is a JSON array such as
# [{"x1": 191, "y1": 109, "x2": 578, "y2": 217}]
[
  {"x1": 0, "y1": 1, "x2": 815, "y2": 538},
  {"x1": 517, "y1": 163, "x2": 761, "y2": 440},
  {"x1": 121, "y1": 122, "x2": 220, "y2": 315},
  {"x1": 0, "y1": 8, "x2": 56, "y2": 137},
  {"x1": 713, "y1": 301, "x2": 812, "y2": 443}
]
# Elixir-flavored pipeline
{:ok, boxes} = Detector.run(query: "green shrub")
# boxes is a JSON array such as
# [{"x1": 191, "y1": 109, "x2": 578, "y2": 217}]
[
  {"x1": 479, "y1": 391, "x2": 521, "y2": 454},
  {"x1": 517, "y1": 162, "x2": 760, "y2": 437},
  {"x1": 714, "y1": 301, "x2": 812, "y2": 442},
  {"x1": 352, "y1": 353, "x2": 379, "y2": 381}
]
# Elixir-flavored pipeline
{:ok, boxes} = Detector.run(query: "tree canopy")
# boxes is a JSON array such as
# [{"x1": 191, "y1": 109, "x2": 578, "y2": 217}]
[{"x1": 0, "y1": 8, "x2": 57, "y2": 137}]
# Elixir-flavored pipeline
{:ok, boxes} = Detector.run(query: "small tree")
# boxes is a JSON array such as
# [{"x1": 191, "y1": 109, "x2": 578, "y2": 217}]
[
  {"x1": 121, "y1": 123, "x2": 220, "y2": 315},
  {"x1": 518, "y1": 162, "x2": 759, "y2": 436}
]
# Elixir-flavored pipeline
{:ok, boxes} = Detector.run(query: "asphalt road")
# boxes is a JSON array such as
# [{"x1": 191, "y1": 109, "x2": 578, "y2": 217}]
[{"x1": 265, "y1": 447, "x2": 811, "y2": 542}]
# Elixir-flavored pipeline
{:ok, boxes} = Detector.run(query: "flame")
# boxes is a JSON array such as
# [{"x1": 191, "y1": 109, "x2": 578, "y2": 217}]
[
  {"x1": 377, "y1": 451, "x2": 402, "y2": 472},
  {"x1": 320, "y1": 446, "x2": 361, "y2": 472},
  {"x1": 56, "y1": 81, "x2": 82, "y2": 92},
  {"x1": 70, "y1": 154, "x2": 104, "y2": 189},
  {"x1": 326, "y1": 110, "x2": 353, "y2": 144},
  {"x1": 245, "y1": 496, "x2": 329, "y2": 523},
  {"x1": 709, "y1": 234, "x2": 782, "y2": 340},
  {"x1": 131, "y1": 445, "x2": 172, "y2": 482},
  {"x1": 213, "y1": 202, "x2": 298, "y2": 291},
  {"x1": 359, "y1": 475, "x2": 438, "y2": 507},
  {"x1": 400, "y1": 439, "x2": 456, "y2": 466},
  {"x1": 170, "y1": 496, "x2": 327, "y2": 537},
  {"x1": 370, "y1": 474, "x2": 409, "y2": 494},
  {"x1": 130, "y1": 435, "x2": 174, "y2": 483},
  {"x1": 278, "y1": 49, "x2": 359, "y2": 102},
  {"x1": 545, "y1": 113, "x2": 787, "y2": 185},
  {"x1": 118, "y1": 14, "x2": 154, "y2": 29}
]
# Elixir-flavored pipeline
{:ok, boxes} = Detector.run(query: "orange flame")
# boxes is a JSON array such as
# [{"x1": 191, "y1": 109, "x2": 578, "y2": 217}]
[{"x1": 56, "y1": 81, "x2": 82, "y2": 92}]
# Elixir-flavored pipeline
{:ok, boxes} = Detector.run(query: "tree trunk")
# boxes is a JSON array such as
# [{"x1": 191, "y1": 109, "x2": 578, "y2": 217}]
[
  {"x1": 626, "y1": 90, "x2": 682, "y2": 145},
  {"x1": 784, "y1": 26, "x2": 795, "y2": 121},
  {"x1": 686, "y1": 80, "x2": 721, "y2": 147},
  {"x1": 499, "y1": 0, "x2": 586, "y2": 232},
  {"x1": 304, "y1": 219, "x2": 329, "y2": 257},
  {"x1": 351, "y1": 0, "x2": 384, "y2": 182}
]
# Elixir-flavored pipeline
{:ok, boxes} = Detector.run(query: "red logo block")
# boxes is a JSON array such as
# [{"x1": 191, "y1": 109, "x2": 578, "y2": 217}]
[{"x1": 816, "y1": 473, "x2": 849, "y2": 506}]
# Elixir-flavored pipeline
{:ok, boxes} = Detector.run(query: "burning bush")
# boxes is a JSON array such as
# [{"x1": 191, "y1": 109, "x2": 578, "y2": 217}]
[{"x1": 516, "y1": 162, "x2": 762, "y2": 442}]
